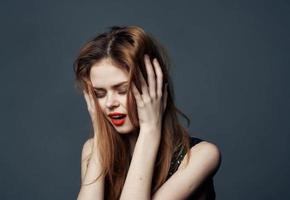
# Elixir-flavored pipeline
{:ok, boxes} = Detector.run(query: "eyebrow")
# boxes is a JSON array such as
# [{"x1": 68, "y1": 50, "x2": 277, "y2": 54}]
[{"x1": 93, "y1": 81, "x2": 128, "y2": 90}]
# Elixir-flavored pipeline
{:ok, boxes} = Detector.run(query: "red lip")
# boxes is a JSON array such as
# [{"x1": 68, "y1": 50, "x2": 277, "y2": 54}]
[
  {"x1": 108, "y1": 112, "x2": 127, "y2": 126},
  {"x1": 108, "y1": 112, "x2": 127, "y2": 117}
]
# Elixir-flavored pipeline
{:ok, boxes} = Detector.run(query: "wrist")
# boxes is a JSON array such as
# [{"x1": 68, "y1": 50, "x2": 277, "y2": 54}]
[
  {"x1": 140, "y1": 123, "x2": 161, "y2": 132},
  {"x1": 139, "y1": 126, "x2": 161, "y2": 141}
]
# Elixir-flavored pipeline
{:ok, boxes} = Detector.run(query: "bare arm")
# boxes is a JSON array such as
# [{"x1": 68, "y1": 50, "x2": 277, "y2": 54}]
[
  {"x1": 77, "y1": 89, "x2": 105, "y2": 200},
  {"x1": 119, "y1": 55, "x2": 166, "y2": 199},
  {"x1": 119, "y1": 128, "x2": 161, "y2": 200},
  {"x1": 152, "y1": 141, "x2": 221, "y2": 200},
  {"x1": 77, "y1": 138, "x2": 105, "y2": 200}
]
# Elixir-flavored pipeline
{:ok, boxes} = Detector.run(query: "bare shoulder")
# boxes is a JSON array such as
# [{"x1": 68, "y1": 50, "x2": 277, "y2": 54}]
[
  {"x1": 190, "y1": 141, "x2": 221, "y2": 159},
  {"x1": 81, "y1": 138, "x2": 94, "y2": 159},
  {"x1": 151, "y1": 141, "x2": 221, "y2": 199},
  {"x1": 179, "y1": 140, "x2": 222, "y2": 175},
  {"x1": 189, "y1": 141, "x2": 221, "y2": 173}
]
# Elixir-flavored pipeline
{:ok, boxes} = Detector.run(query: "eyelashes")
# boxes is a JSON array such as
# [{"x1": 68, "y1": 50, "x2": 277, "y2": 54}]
[{"x1": 94, "y1": 89, "x2": 128, "y2": 98}]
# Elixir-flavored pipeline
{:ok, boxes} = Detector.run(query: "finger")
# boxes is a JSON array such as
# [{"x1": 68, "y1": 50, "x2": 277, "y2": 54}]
[
  {"x1": 144, "y1": 54, "x2": 156, "y2": 99},
  {"x1": 83, "y1": 89, "x2": 92, "y2": 110},
  {"x1": 86, "y1": 87, "x2": 97, "y2": 112},
  {"x1": 131, "y1": 83, "x2": 144, "y2": 107},
  {"x1": 87, "y1": 88, "x2": 96, "y2": 110},
  {"x1": 138, "y1": 63, "x2": 150, "y2": 99},
  {"x1": 163, "y1": 83, "x2": 168, "y2": 111},
  {"x1": 87, "y1": 87, "x2": 94, "y2": 100},
  {"x1": 153, "y1": 58, "x2": 163, "y2": 98}
]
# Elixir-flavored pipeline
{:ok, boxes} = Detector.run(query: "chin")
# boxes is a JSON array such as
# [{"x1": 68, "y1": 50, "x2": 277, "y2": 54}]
[{"x1": 113, "y1": 125, "x2": 135, "y2": 134}]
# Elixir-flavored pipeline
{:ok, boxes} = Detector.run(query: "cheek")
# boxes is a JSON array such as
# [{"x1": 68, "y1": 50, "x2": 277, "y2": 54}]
[
  {"x1": 120, "y1": 95, "x2": 127, "y2": 106},
  {"x1": 97, "y1": 99, "x2": 106, "y2": 112}
]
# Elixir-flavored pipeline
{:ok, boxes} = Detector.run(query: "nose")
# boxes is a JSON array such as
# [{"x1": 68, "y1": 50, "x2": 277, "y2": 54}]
[{"x1": 105, "y1": 92, "x2": 120, "y2": 109}]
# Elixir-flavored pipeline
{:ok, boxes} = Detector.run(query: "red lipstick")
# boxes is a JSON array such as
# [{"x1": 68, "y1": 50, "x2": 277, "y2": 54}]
[{"x1": 108, "y1": 112, "x2": 127, "y2": 126}]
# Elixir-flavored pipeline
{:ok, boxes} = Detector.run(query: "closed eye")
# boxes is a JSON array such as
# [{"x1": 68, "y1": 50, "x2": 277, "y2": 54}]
[
  {"x1": 94, "y1": 89, "x2": 128, "y2": 98},
  {"x1": 94, "y1": 91, "x2": 105, "y2": 98},
  {"x1": 118, "y1": 88, "x2": 128, "y2": 94},
  {"x1": 116, "y1": 84, "x2": 129, "y2": 94},
  {"x1": 118, "y1": 91, "x2": 127, "y2": 95}
]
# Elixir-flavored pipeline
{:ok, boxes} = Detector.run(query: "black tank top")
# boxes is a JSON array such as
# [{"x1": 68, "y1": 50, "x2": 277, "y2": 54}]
[{"x1": 166, "y1": 136, "x2": 216, "y2": 200}]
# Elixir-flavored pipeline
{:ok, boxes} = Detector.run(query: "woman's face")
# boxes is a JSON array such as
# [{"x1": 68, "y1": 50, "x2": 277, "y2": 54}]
[{"x1": 89, "y1": 58, "x2": 135, "y2": 134}]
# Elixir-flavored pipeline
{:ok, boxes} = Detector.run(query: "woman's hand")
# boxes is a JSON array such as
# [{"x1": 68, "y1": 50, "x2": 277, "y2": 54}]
[
  {"x1": 132, "y1": 54, "x2": 168, "y2": 133},
  {"x1": 82, "y1": 88, "x2": 100, "y2": 148}
]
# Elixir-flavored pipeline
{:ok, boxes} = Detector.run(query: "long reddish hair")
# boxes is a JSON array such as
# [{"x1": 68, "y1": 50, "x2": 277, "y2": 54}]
[{"x1": 73, "y1": 25, "x2": 192, "y2": 200}]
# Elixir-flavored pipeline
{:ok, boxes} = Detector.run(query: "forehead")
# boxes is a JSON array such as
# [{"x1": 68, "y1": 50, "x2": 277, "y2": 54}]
[{"x1": 90, "y1": 58, "x2": 129, "y2": 88}]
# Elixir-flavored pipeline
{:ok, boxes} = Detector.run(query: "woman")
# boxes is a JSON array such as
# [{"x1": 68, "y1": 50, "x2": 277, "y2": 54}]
[{"x1": 73, "y1": 25, "x2": 221, "y2": 200}]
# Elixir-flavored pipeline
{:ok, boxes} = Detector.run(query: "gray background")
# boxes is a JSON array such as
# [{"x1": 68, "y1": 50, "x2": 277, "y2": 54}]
[{"x1": 1, "y1": 0, "x2": 289, "y2": 199}]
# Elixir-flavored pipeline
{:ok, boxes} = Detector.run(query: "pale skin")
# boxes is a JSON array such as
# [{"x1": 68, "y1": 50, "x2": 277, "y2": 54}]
[{"x1": 77, "y1": 55, "x2": 221, "y2": 200}]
